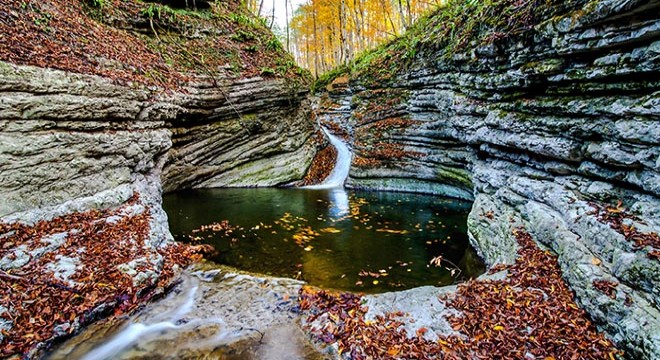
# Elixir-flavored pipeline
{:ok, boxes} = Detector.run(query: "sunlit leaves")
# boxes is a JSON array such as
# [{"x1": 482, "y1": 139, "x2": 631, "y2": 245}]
[{"x1": 289, "y1": 0, "x2": 445, "y2": 74}]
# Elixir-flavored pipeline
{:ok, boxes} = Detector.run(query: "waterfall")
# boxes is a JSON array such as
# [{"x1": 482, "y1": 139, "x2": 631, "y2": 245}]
[
  {"x1": 80, "y1": 276, "x2": 208, "y2": 360},
  {"x1": 305, "y1": 127, "x2": 352, "y2": 189}
]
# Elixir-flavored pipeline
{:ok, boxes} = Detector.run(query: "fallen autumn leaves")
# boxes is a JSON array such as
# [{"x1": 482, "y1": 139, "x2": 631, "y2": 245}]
[
  {"x1": 0, "y1": 193, "x2": 201, "y2": 358},
  {"x1": 300, "y1": 143, "x2": 338, "y2": 186},
  {"x1": 298, "y1": 228, "x2": 620, "y2": 359},
  {"x1": 0, "y1": 0, "x2": 304, "y2": 91},
  {"x1": 589, "y1": 200, "x2": 660, "y2": 260}
]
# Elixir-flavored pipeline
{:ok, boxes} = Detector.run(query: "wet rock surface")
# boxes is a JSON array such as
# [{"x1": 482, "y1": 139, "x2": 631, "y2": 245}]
[
  {"x1": 0, "y1": 178, "x2": 198, "y2": 358},
  {"x1": 315, "y1": 0, "x2": 660, "y2": 358},
  {"x1": 47, "y1": 267, "x2": 330, "y2": 360},
  {"x1": 162, "y1": 77, "x2": 316, "y2": 190}
]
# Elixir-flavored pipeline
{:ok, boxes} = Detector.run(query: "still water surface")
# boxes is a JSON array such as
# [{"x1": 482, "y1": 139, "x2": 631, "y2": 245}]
[{"x1": 164, "y1": 188, "x2": 485, "y2": 293}]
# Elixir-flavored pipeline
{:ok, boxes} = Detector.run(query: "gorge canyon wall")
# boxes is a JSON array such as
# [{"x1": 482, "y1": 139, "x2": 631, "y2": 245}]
[
  {"x1": 316, "y1": 0, "x2": 659, "y2": 358},
  {"x1": 0, "y1": 62, "x2": 315, "y2": 357},
  {"x1": 0, "y1": 0, "x2": 658, "y2": 358}
]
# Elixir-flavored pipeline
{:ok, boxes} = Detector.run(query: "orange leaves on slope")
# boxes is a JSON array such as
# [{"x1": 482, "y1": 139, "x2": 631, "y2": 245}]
[
  {"x1": 0, "y1": 0, "x2": 186, "y2": 89},
  {"x1": 589, "y1": 201, "x2": 659, "y2": 259},
  {"x1": 444, "y1": 228, "x2": 619, "y2": 360},
  {"x1": 0, "y1": 193, "x2": 200, "y2": 358},
  {"x1": 0, "y1": 0, "x2": 302, "y2": 90},
  {"x1": 300, "y1": 144, "x2": 338, "y2": 186}
]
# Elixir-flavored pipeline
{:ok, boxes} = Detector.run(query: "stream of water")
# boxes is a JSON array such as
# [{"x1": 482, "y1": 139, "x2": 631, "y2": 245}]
[
  {"x1": 304, "y1": 127, "x2": 352, "y2": 189},
  {"x1": 76, "y1": 279, "x2": 202, "y2": 360}
]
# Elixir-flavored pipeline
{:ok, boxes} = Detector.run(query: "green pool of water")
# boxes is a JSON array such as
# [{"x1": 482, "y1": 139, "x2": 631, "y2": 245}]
[{"x1": 163, "y1": 188, "x2": 485, "y2": 293}]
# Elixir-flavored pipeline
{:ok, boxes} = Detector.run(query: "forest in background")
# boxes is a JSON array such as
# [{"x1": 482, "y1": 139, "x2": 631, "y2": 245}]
[{"x1": 245, "y1": 0, "x2": 446, "y2": 76}]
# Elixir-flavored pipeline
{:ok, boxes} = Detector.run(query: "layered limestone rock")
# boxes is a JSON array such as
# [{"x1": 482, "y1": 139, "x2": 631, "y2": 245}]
[
  {"x1": 47, "y1": 269, "x2": 324, "y2": 360},
  {"x1": 163, "y1": 78, "x2": 315, "y2": 190},
  {"x1": 0, "y1": 61, "x2": 315, "y2": 219},
  {"x1": 0, "y1": 0, "x2": 314, "y2": 357},
  {"x1": 0, "y1": 61, "x2": 314, "y2": 357},
  {"x1": 316, "y1": 0, "x2": 660, "y2": 358}
]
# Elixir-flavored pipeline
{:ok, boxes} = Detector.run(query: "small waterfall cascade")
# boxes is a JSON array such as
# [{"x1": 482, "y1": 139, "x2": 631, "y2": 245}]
[
  {"x1": 305, "y1": 126, "x2": 352, "y2": 189},
  {"x1": 79, "y1": 276, "x2": 206, "y2": 360}
]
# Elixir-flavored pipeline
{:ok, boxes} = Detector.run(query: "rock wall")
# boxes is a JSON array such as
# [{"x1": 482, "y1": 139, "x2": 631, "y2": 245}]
[
  {"x1": 0, "y1": 61, "x2": 315, "y2": 356},
  {"x1": 0, "y1": 62, "x2": 315, "y2": 219},
  {"x1": 163, "y1": 78, "x2": 315, "y2": 190},
  {"x1": 316, "y1": 0, "x2": 660, "y2": 358},
  {"x1": 0, "y1": 61, "x2": 315, "y2": 352}
]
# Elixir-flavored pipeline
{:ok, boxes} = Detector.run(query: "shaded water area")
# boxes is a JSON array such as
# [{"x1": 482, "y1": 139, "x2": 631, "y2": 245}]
[{"x1": 164, "y1": 188, "x2": 485, "y2": 293}]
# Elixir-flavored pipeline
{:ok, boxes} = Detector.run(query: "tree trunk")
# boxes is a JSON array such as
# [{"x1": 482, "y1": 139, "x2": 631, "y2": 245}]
[
  {"x1": 285, "y1": 0, "x2": 290, "y2": 52},
  {"x1": 269, "y1": 0, "x2": 275, "y2": 29},
  {"x1": 257, "y1": 0, "x2": 264, "y2": 17},
  {"x1": 312, "y1": 8, "x2": 319, "y2": 77},
  {"x1": 406, "y1": 0, "x2": 412, "y2": 27},
  {"x1": 351, "y1": 0, "x2": 363, "y2": 52},
  {"x1": 339, "y1": 0, "x2": 348, "y2": 64},
  {"x1": 379, "y1": 0, "x2": 398, "y2": 36},
  {"x1": 397, "y1": 0, "x2": 406, "y2": 29}
]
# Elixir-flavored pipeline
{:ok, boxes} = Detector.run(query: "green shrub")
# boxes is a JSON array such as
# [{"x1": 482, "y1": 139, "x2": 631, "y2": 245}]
[
  {"x1": 259, "y1": 67, "x2": 275, "y2": 76},
  {"x1": 88, "y1": 0, "x2": 105, "y2": 8}
]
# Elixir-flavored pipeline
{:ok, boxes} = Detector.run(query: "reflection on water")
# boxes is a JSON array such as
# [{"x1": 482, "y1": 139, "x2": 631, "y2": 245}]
[
  {"x1": 326, "y1": 188, "x2": 349, "y2": 217},
  {"x1": 164, "y1": 188, "x2": 485, "y2": 293}
]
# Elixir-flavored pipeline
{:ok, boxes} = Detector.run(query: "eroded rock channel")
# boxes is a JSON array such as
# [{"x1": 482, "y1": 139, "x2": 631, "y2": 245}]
[{"x1": 0, "y1": 0, "x2": 658, "y2": 359}]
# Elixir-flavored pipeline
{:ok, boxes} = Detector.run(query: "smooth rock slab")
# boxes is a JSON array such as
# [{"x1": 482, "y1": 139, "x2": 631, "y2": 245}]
[{"x1": 47, "y1": 266, "x2": 330, "y2": 360}]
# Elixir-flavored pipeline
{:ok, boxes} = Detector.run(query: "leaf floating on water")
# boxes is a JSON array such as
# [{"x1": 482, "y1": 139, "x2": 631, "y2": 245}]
[
  {"x1": 358, "y1": 270, "x2": 387, "y2": 278},
  {"x1": 320, "y1": 227, "x2": 342, "y2": 233},
  {"x1": 304, "y1": 245, "x2": 314, "y2": 251},
  {"x1": 430, "y1": 255, "x2": 443, "y2": 267},
  {"x1": 375, "y1": 228, "x2": 409, "y2": 234},
  {"x1": 292, "y1": 226, "x2": 320, "y2": 246}
]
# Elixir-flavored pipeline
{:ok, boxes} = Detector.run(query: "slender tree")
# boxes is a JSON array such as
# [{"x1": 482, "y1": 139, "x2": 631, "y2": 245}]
[
  {"x1": 285, "y1": 0, "x2": 290, "y2": 52},
  {"x1": 269, "y1": 0, "x2": 275, "y2": 29}
]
